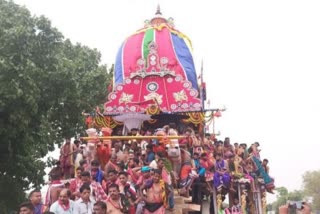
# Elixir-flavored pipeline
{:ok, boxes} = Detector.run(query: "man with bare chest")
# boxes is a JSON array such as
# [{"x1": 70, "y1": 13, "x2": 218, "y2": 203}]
[
  {"x1": 140, "y1": 169, "x2": 169, "y2": 214},
  {"x1": 45, "y1": 167, "x2": 65, "y2": 207},
  {"x1": 106, "y1": 184, "x2": 126, "y2": 214}
]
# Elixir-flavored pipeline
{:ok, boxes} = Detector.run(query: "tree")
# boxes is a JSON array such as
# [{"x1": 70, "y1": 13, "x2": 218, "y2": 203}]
[
  {"x1": 0, "y1": 0, "x2": 112, "y2": 212},
  {"x1": 269, "y1": 187, "x2": 304, "y2": 214},
  {"x1": 302, "y1": 170, "x2": 320, "y2": 211}
]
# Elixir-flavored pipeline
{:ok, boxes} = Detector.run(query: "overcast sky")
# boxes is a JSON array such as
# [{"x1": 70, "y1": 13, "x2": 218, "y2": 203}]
[{"x1": 14, "y1": 0, "x2": 320, "y2": 202}]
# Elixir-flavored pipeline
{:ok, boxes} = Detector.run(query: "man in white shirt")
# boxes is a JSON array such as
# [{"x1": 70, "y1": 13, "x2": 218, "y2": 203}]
[
  {"x1": 49, "y1": 188, "x2": 74, "y2": 214},
  {"x1": 74, "y1": 183, "x2": 95, "y2": 214}
]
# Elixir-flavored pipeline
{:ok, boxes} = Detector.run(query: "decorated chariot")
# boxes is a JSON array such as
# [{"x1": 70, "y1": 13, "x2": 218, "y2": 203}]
[{"x1": 81, "y1": 6, "x2": 273, "y2": 214}]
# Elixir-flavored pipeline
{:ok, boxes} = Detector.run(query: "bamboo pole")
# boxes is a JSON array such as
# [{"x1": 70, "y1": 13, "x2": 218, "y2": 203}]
[{"x1": 80, "y1": 135, "x2": 185, "y2": 141}]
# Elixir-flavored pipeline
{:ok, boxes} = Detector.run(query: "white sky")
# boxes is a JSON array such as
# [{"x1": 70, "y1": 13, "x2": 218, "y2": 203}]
[{"x1": 15, "y1": 0, "x2": 320, "y2": 202}]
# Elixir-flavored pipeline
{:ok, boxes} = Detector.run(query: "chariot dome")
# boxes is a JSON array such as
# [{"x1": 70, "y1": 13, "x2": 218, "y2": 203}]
[{"x1": 104, "y1": 6, "x2": 201, "y2": 115}]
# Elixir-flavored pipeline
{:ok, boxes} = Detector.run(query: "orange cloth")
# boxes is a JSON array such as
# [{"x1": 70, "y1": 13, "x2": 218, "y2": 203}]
[
  {"x1": 96, "y1": 145, "x2": 111, "y2": 168},
  {"x1": 180, "y1": 164, "x2": 192, "y2": 180}
]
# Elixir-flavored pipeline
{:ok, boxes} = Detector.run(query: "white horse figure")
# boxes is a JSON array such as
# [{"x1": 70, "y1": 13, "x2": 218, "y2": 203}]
[{"x1": 85, "y1": 128, "x2": 98, "y2": 164}]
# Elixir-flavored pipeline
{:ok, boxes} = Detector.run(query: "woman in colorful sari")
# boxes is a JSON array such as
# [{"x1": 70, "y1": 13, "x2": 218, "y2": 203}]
[{"x1": 213, "y1": 153, "x2": 231, "y2": 191}]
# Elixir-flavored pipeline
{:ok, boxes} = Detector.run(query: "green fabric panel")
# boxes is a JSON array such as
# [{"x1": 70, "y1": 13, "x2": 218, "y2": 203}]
[{"x1": 143, "y1": 28, "x2": 154, "y2": 60}]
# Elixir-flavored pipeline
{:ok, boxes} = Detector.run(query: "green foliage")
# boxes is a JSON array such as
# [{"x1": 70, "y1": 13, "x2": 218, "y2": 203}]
[
  {"x1": 302, "y1": 170, "x2": 320, "y2": 211},
  {"x1": 269, "y1": 187, "x2": 304, "y2": 214},
  {"x1": 0, "y1": 0, "x2": 112, "y2": 212}
]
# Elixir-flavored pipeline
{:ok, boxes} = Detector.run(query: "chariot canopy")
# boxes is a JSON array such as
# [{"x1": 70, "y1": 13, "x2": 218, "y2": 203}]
[{"x1": 104, "y1": 9, "x2": 201, "y2": 115}]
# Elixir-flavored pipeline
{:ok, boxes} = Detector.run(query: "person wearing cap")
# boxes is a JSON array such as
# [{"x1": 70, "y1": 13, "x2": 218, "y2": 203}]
[
  {"x1": 136, "y1": 166, "x2": 152, "y2": 187},
  {"x1": 141, "y1": 166, "x2": 151, "y2": 174},
  {"x1": 135, "y1": 166, "x2": 152, "y2": 214}
]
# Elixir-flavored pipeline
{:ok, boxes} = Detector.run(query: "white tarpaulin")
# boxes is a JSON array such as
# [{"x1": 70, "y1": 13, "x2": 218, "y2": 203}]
[{"x1": 113, "y1": 113, "x2": 151, "y2": 131}]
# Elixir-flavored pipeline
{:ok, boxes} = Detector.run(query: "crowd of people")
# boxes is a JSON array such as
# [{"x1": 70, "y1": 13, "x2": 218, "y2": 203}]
[{"x1": 18, "y1": 123, "x2": 278, "y2": 214}]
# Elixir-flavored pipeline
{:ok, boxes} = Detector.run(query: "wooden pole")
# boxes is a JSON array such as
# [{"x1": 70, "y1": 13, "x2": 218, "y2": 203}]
[
  {"x1": 212, "y1": 187, "x2": 218, "y2": 214},
  {"x1": 80, "y1": 135, "x2": 185, "y2": 141}
]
